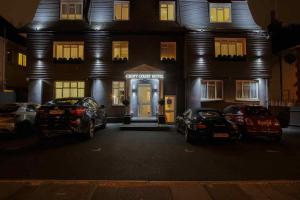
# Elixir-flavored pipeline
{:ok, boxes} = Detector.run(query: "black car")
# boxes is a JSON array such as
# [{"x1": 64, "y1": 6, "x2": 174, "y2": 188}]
[
  {"x1": 176, "y1": 108, "x2": 239, "y2": 143},
  {"x1": 36, "y1": 97, "x2": 107, "y2": 139}
]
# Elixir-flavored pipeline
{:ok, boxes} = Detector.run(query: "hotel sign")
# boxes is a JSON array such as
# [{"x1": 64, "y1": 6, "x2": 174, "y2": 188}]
[{"x1": 125, "y1": 73, "x2": 164, "y2": 79}]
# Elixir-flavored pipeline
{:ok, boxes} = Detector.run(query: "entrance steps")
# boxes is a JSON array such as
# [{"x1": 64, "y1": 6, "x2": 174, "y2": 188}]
[
  {"x1": 131, "y1": 117, "x2": 157, "y2": 123},
  {"x1": 120, "y1": 123, "x2": 171, "y2": 131}
]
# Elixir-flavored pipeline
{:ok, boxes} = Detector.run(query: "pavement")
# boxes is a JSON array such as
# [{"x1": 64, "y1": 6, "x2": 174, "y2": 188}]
[{"x1": 0, "y1": 180, "x2": 300, "y2": 200}]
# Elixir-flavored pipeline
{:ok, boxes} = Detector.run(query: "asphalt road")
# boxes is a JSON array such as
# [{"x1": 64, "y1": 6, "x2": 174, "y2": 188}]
[{"x1": 0, "y1": 125, "x2": 300, "y2": 181}]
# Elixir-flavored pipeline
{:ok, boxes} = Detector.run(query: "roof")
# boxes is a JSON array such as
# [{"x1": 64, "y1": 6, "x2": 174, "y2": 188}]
[{"x1": 0, "y1": 16, "x2": 26, "y2": 46}]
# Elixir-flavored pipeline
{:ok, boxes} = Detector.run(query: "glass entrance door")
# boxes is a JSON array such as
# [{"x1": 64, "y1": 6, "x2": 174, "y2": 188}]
[{"x1": 138, "y1": 84, "x2": 152, "y2": 117}]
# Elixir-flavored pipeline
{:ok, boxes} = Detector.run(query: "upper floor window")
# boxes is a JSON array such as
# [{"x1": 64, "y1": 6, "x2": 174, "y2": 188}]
[
  {"x1": 160, "y1": 42, "x2": 176, "y2": 61},
  {"x1": 201, "y1": 80, "x2": 223, "y2": 101},
  {"x1": 210, "y1": 3, "x2": 231, "y2": 23},
  {"x1": 160, "y1": 1, "x2": 176, "y2": 21},
  {"x1": 53, "y1": 41, "x2": 84, "y2": 60},
  {"x1": 18, "y1": 53, "x2": 26, "y2": 67},
  {"x1": 114, "y1": 1, "x2": 129, "y2": 21},
  {"x1": 215, "y1": 38, "x2": 246, "y2": 57},
  {"x1": 112, "y1": 41, "x2": 129, "y2": 60},
  {"x1": 60, "y1": 0, "x2": 83, "y2": 20},
  {"x1": 236, "y1": 80, "x2": 259, "y2": 101}
]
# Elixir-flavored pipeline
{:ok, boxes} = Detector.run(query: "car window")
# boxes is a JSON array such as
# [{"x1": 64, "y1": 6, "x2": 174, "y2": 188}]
[
  {"x1": 48, "y1": 99, "x2": 80, "y2": 105},
  {"x1": 245, "y1": 107, "x2": 271, "y2": 116},
  {"x1": 0, "y1": 104, "x2": 20, "y2": 113},
  {"x1": 198, "y1": 111, "x2": 221, "y2": 119}
]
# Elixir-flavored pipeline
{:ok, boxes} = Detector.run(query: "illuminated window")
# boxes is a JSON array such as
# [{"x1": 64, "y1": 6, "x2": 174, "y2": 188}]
[
  {"x1": 160, "y1": 42, "x2": 176, "y2": 60},
  {"x1": 112, "y1": 41, "x2": 129, "y2": 59},
  {"x1": 114, "y1": 1, "x2": 129, "y2": 20},
  {"x1": 215, "y1": 38, "x2": 246, "y2": 57},
  {"x1": 53, "y1": 42, "x2": 84, "y2": 60},
  {"x1": 112, "y1": 81, "x2": 125, "y2": 105},
  {"x1": 210, "y1": 3, "x2": 231, "y2": 23},
  {"x1": 236, "y1": 80, "x2": 259, "y2": 101},
  {"x1": 160, "y1": 1, "x2": 176, "y2": 21},
  {"x1": 55, "y1": 81, "x2": 85, "y2": 98},
  {"x1": 18, "y1": 53, "x2": 26, "y2": 67},
  {"x1": 201, "y1": 80, "x2": 223, "y2": 101},
  {"x1": 60, "y1": 0, "x2": 83, "y2": 20}
]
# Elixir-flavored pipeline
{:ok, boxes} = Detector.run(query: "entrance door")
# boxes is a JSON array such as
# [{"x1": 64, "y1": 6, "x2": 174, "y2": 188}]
[
  {"x1": 165, "y1": 95, "x2": 176, "y2": 124},
  {"x1": 138, "y1": 84, "x2": 152, "y2": 117}
]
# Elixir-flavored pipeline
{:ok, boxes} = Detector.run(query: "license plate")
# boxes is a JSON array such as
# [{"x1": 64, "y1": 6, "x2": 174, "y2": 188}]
[
  {"x1": 213, "y1": 133, "x2": 229, "y2": 138},
  {"x1": 49, "y1": 110, "x2": 65, "y2": 115}
]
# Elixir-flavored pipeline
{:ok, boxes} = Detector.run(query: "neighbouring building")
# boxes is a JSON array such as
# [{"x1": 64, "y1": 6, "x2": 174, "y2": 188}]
[
  {"x1": 23, "y1": 0, "x2": 271, "y2": 122},
  {"x1": 0, "y1": 16, "x2": 28, "y2": 102}
]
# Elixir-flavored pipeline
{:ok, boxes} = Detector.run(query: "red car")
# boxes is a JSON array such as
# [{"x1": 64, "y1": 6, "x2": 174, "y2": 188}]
[{"x1": 224, "y1": 105, "x2": 282, "y2": 141}]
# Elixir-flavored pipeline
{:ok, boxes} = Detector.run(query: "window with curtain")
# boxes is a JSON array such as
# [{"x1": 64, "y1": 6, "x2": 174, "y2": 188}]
[
  {"x1": 160, "y1": 42, "x2": 176, "y2": 60},
  {"x1": 236, "y1": 80, "x2": 259, "y2": 101},
  {"x1": 53, "y1": 42, "x2": 84, "y2": 60},
  {"x1": 112, "y1": 41, "x2": 129, "y2": 59},
  {"x1": 60, "y1": 0, "x2": 83, "y2": 20},
  {"x1": 201, "y1": 80, "x2": 223, "y2": 101},
  {"x1": 214, "y1": 38, "x2": 246, "y2": 57},
  {"x1": 112, "y1": 81, "x2": 125, "y2": 105},
  {"x1": 210, "y1": 3, "x2": 231, "y2": 23},
  {"x1": 55, "y1": 81, "x2": 85, "y2": 98},
  {"x1": 160, "y1": 1, "x2": 176, "y2": 21},
  {"x1": 114, "y1": 1, "x2": 129, "y2": 20}
]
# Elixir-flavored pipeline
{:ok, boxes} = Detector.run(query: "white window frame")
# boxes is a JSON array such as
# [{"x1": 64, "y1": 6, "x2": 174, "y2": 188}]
[
  {"x1": 160, "y1": 1, "x2": 176, "y2": 21},
  {"x1": 112, "y1": 41, "x2": 129, "y2": 60},
  {"x1": 201, "y1": 80, "x2": 223, "y2": 101},
  {"x1": 60, "y1": 0, "x2": 83, "y2": 20},
  {"x1": 112, "y1": 81, "x2": 125, "y2": 106},
  {"x1": 236, "y1": 80, "x2": 259, "y2": 101},
  {"x1": 214, "y1": 38, "x2": 247, "y2": 57},
  {"x1": 55, "y1": 81, "x2": 85, "y2": 99},
  {"x1": 209, "y1": 3, "x2": 232, "y2": 23},
  {"x1": 114, "y1": 1, "x2": 130, "y2": 21},
  {"x1": 160, "y1": 42, "x2": 176, "y2": 60},
  {"x1": 53, "y1": 41, "x2": 84, "y2": 60}
]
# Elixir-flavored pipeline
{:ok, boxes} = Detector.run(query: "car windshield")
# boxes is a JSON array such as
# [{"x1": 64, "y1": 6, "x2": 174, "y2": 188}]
[
  {"x1": 0, "y1": 104, "x2": 20, "y2": 113},
  {"x1": 197, "y1": 111, "x2": 221, "y2": 119},
  {"x1": 47, "y1": 99, "x2": 81, "y2": 106},
  {"x1": 245, "y1": 107, "x2": 271, "y2": 116}
]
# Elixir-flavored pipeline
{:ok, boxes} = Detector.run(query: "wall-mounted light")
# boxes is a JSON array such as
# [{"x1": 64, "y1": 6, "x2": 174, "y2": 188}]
[
  {"x1": 35, "y1": 25, "x2": 41, "y2": 31},
  {"x1": 94, "y1": 25, "x2": 101, "y2": 31}
]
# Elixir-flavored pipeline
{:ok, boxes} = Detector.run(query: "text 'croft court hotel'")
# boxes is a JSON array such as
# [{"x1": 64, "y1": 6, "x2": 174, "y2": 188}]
[{"x1": 23, "y1": 0, "x2": 271, "y2": 122}]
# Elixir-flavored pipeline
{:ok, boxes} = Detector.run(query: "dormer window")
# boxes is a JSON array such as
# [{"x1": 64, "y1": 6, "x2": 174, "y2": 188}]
[
  {"x1": 209, "y1": 3, "x2": 231, "y2": 23},
  {"x1": 60, "y1": 0, "x2": 83, "y2": 20}
]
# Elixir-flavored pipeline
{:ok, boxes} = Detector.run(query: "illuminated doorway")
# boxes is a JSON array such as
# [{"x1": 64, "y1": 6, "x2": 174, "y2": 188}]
[{"x1": 138, "y1": 84, "x2": 152, "y2": 117}]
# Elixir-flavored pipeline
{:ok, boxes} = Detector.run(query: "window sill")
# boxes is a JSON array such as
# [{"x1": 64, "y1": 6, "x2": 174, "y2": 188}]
[
  {"x1": 236, "y1": 99, "x2": 260, "y2": 102},
  {"x1": 112, "y1": 58, "x2": 128, "y2": 63},
  {"x1": 53, "y1": 58, "x2": 84, "y2": 64},
  {"x1": 215, "y1": 55, "x2": 247, "y2": 62},
  {"x1": 201, "y1": 99, "x2": 224, "y2": 102},
  {"x1": 161, "y1": 58, "x2": 176, "y2": 64}
]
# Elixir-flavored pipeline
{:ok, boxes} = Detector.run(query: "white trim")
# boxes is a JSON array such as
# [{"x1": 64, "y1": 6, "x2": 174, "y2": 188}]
[
  {"x1": 159, "y1": 1, "x2": 176, "y2": 21},
  {"x1": 113, "y1": 1, "x2": 130, "y2": 21},
  {"x1": 60, "y1": 0, "x2": 83, "y2": 20},
  {"x1": 209, "y1": 3, "x2": 232, "y2": 23},
  {"x1": 236, "y1": 80, "x2": 259, "y2": 101},
  {"x1": 201, "y1": 80, "x2": 223, "y2": 101}
]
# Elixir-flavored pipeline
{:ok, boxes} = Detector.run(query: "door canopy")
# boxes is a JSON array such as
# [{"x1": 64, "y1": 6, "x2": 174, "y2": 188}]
[{"x1": 125, "y1": 64, "x2": 165, "y2": 79}]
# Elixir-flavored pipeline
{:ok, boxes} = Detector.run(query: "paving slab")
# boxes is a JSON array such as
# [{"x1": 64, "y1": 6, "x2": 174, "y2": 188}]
[
  {"x1": 170, "y1": 184, "x2": 212, "y2": 200},
  {"x1": 205, "y1": 184, "x2": 252, "y2": 200}
]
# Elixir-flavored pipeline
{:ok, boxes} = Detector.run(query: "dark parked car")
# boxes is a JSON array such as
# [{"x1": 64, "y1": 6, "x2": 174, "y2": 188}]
[
  {"x1": 223, "y1": 105, "x2": 282, "y2": 141},
  {"x1": 36, "y1": 97, "x2": 106, "y2": 139},
  {"x1": 0, "y1": 103, "x2": 40, "y2": 135},
  {"x1": 176, "y1": 108, "x2": 239, "y2": 143}
]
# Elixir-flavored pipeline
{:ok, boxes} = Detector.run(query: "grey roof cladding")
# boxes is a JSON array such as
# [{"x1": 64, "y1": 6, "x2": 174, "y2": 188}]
[{"x1": 30, "y1": 0, "x2": 261, "y2": 31}]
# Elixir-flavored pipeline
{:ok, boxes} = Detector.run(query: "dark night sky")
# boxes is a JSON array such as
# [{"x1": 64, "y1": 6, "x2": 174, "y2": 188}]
[{"x1": 0, "y1": 0, "x2": 300, "y2": 29}]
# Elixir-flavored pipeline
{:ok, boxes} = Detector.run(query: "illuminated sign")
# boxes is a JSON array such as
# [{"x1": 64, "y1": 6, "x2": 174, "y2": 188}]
[{"x1": 125, "y1": 74, "x2": 164, "y2": 79}]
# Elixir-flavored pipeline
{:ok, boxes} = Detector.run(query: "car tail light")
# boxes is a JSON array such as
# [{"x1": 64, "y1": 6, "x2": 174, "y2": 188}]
[
  {"x1": 245, "y1": 118, "x2": 254, "y2": 126},
  {"x1": 70, "y1": 108, "x2": 86, "y2": 117},
  {"x1": 195, "y1": 123, "x2": 207, "y2": 129}
]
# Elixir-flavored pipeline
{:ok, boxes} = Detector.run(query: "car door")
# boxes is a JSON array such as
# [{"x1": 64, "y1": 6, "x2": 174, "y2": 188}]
[
  {"x1": 87, "y1": 99, "x2": 103, "y2": 126},
  {"x1": 25, "y1": 104, "x2": 39, "y2": 124}
]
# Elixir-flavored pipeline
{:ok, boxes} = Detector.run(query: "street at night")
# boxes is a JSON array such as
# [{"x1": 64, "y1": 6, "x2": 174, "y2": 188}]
[{"x1": 1, "y1": 125, "x2": 300, "y2": 181}]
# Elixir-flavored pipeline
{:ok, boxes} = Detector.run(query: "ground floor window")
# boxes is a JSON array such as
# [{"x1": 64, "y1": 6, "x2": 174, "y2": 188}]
[
  {"x1": 112, "y1": 81, "x2": 125, "y2": 105},
  {"x1": 236, "y1": 80, "x2": 259, "y2": 101},
  {"x1": 55, "y1": 81, "x2": 85, "y2": 98},
  {"x1": 201, "y1": 80, "x2": 223, "y2": 101}
]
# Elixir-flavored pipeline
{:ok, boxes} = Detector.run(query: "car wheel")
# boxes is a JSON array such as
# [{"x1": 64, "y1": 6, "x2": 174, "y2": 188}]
[
  {"x1": 86, "y1": 121, "x2": 95, "y2": 139},
  {"x1": 184, "y1": 127, "x2": 192, "y2": 143}
]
